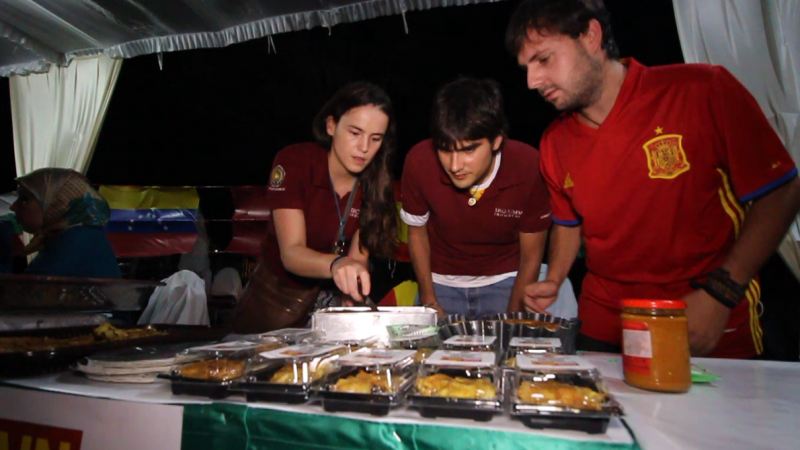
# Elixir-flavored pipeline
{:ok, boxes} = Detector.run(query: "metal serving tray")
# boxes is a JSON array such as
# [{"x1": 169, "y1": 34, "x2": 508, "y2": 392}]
[
  {"x1": 0, "y1": 324, "x2": 226, "y2": 377},
  {"x1": 311, "y1": 307, "x2": 437, "y2": 344}
]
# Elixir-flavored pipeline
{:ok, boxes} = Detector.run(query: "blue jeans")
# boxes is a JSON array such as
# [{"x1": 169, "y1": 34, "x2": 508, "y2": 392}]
[{"x1": 417, "y1": 277, "x2": 516, "y2": 319}]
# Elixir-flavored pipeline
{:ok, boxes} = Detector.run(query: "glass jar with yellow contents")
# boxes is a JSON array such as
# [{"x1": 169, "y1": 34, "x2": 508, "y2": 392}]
[{"x1": 621, "y1": 299, "x2": 691, "y2": 393}]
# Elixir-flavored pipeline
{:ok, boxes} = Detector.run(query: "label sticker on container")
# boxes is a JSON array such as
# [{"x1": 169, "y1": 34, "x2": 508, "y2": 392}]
[
  {"x1": 259, "y1": 344, "x2": 344, "y2": 359},
  {"x1": 189, "y1": 341, "x2": 260, "y2": 352},
  {"x1": 516, "y1": 354, "x2": 595, "y2": 371},
  {"x1": 509, "y1": 337, "x2": 562, "y2": 349},
  {"x1": 444, "y1": 335, "x2": 497, "y2": 346},
  {"x1": 426, "y1": 350, "x2": 496, "y2": 367},
  {"x1": 622, "y1": 320, "x2": 652, "y2": 375},
  {"x1": 338, "y1": 348, "x2": 417, "y2": 366}
]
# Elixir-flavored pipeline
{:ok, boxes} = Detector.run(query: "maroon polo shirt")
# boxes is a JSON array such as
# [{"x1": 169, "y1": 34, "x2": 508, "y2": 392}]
[
  {"x1": 264, "y1": 143, "x2": 362, "y2": 288},
  {"x1": 401, "y1": 139, "x2": 551, "y2": 276}
]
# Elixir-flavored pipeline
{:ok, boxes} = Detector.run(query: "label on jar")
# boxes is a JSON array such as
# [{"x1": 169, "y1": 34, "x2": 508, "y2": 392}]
[{"x1": 622, "y1": 320, "x2": 652, "y2": 375}]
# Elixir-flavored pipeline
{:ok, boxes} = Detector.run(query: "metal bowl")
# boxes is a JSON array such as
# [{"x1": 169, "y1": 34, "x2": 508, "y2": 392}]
[
  {"x1": 437, "y1": 314, "x2": 466, "y2": 339},
  {"x1": 0, "y1": 274, "x2": 164, "y2": 312},
  {"x1": 435, "y1": 312, "x2": 581, "y2": 354},
  {"x1": 494, "y1": 313, "x2": 582, "y2": 354}
]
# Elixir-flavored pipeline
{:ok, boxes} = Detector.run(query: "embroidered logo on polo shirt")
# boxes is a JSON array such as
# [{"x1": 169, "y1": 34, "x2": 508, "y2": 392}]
[
  {"x1": 349, "y1": 208, "x2": 360, "y2": 219},
  {"x1": 270, "y1": 165, "x2": 286, "y2": 188},
  {"x1": 564, "y1": 173, "x2": 574, "y2": 189},
  {"x1": 642, "y1": 133, "x2": 690, "y2": 179},
  {"x1": 495, "y1": 208, "x2": 523, "y2": 219}
]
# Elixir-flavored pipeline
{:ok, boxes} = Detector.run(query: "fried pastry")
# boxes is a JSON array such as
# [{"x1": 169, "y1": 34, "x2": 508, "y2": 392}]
[
  {"x1": 416, "y1": 373, "x2": 496, "y2": 399},
  {"x1": 332, "y1": 370, "x2": 404, "y2": 394},
  {"x1": 179, "y1": 359, "x2": 244, "y2": 381},
  {"x1": 517, "y1": 380, "x2": 606, "y2": 410}
]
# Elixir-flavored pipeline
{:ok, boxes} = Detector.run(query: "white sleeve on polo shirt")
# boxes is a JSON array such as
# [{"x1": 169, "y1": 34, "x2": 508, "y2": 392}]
[{"x1": 400, "y1": 209, "x2": 429, "y2": 226}]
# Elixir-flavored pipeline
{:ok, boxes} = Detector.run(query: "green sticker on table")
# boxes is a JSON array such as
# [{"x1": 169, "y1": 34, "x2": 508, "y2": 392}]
[{"x1": 691, "y1": 365, "x2": 722, "y2": 383}]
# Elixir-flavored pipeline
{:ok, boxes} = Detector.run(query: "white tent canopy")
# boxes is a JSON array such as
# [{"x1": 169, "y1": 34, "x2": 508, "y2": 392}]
[{"x1": 0, "y1": 0, "x2": 507, "y2": 77}]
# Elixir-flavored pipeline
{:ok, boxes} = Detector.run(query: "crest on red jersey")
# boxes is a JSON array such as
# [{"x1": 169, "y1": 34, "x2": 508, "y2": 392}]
[{"x1": 642, "y1": 134, "x2": 690, "y2": 179}]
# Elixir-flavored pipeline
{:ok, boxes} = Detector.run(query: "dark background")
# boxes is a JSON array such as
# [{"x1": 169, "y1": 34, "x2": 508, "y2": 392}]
[{"x1": 1, "y1": 0, "x2": 684, "y2": 190}]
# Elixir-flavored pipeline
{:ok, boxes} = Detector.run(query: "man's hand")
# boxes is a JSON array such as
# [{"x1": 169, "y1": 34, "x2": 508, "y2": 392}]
[
  {"x1": 683, "y1": 289, "x2": 731, "y2": 356},
  {"x1": 523, "y1": 280, "x2": 560, "y2": 314},
  {"x1": 421, "y1": 296, "x2": 446, "y2": 319}
]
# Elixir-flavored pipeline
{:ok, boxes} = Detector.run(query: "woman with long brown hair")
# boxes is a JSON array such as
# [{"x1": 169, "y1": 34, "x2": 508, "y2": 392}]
[{"x1": 233, "y1": 82, "x2": 398, "y2": 333}]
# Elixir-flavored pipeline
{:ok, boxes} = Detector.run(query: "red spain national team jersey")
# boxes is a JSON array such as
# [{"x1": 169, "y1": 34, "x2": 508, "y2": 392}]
[{"x1": 540, "y1": 59, "x2": 797, "y2": 358}]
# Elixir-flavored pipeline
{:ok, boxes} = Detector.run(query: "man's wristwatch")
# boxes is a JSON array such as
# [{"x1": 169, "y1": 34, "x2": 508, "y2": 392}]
[{"x1": 689, "y1": 267, "x2": 748, "y2": 309}]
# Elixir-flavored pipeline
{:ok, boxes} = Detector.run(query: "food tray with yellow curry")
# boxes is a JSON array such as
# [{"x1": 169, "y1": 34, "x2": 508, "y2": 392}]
[
  {"x1": 158, "y1": 339, "x2": 287, "y2": 399},
  {"x1": 231, "y1": 344, "x2": 350, "y2": 404},
  {"x1": 315, "y1": 348, "x2": 418, "y2": 416},
  {"x1": 510, "y1": 354, "x2": 623, "y2": 434},
  {"x1": 407, "y1": 349, "x2": 502, "y2": 422}
]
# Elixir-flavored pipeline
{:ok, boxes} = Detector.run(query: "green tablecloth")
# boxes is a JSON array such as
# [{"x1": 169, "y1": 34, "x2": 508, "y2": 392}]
[{"x1": 182, "y1": 403, "x2": 639, "y2": 450}]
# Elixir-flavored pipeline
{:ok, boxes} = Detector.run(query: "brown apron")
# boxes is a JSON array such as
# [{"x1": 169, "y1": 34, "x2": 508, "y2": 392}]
[{"x1": 230, "y1": 260, "x2": 320, "y2": 334}]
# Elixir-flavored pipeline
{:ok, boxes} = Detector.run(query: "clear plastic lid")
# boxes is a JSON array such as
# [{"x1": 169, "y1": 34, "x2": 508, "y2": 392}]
[
  {"x1": 253, "y1": 344, "x2": 350, "y2": 386},
  {"x1": 411, "y1": 347, "x2": 437, "y2": 364},
  {"x1": 424, "y1": 349, "x2": 497, "y2": 368},
  {"x1": 184, "y1": 338, "x2": 286, "y2": 356},
  {"x1": 442, "y1": 335, "x2": 498, "y2": 352},
  {"x1": 310, "y1": 335, "x2": 380, "y2": 350},
  {"x1": 415, "y1": 353, "x2": 499, "y2": 402},
  {"x1": 337, "y1": 348, "x2": 416, "y2": 369},
  {"x1": 320, "y1": 348, "x2": 418, "y2": 396},
  {"x1": 177, "y1": 353, "x2": 255, "y2": 381},
  {"x1": 513, "y1": 370, "x2": 612, "y2": 414},
  {"x1": 387, "y1": 324, "x2": 442, "y2": 349},
  {"x1": 260, "y1": 328, "x2": 315, "y2": 343},
  {"x1": 222, "y1": 329, "x2": 315, "y2": 345}
]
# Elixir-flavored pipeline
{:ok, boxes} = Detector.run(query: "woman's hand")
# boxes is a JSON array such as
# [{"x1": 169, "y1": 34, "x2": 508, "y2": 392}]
[{"x1": 331, "y1": 257, "x2": 371, "y2": 302}]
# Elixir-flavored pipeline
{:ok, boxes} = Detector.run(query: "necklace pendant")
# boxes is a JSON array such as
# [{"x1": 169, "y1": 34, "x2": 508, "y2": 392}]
[
  {"x1": 332, "y1": 239, "x2": 346, "y2": 256},
  {"x1": 467, "y1": 197, "x2": 477, "y2": 206}
]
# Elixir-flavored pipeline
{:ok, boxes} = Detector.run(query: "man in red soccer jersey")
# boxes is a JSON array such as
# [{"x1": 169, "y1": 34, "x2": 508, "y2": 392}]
[
  {"x1": 506, "y1": 0, "x2": 800, "y2": 357},
  {"x1": 401, "y1": 78, "x2": 576, "y2": 319}
]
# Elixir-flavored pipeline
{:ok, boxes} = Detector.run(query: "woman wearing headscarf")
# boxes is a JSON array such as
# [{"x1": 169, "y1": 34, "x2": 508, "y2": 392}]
[{"x1": 10, "y1": 168, "x2": 121, "y2": 279}]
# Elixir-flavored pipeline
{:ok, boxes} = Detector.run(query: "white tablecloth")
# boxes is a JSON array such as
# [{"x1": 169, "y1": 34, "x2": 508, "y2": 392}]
[
  {"x1": 584, "y1": 354, "x2": 800, "y2": 450},
  {"x1": 3, "y1": 353, "x2": 799, "y2": 449}
]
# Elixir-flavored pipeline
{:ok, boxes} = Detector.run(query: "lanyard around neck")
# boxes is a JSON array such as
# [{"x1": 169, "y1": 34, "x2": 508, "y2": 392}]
[{"x1": 330, "y1": 175, "x2": 359, "y2": 244}]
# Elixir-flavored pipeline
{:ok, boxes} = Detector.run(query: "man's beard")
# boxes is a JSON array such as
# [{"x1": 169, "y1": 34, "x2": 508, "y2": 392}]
[{"x1": 545, "y1": 52, "x2": 604, "y2": 112}]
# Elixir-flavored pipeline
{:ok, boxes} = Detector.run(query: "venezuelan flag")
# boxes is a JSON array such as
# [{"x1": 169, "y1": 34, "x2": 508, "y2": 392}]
[{"x1": 100, "y1": 186, "x2": 200, "y2": 258}]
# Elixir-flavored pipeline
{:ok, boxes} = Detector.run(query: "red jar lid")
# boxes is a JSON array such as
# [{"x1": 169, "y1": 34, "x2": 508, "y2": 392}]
[{"x1": 621, "y1": 299, "x2": 687, "y2": 309}]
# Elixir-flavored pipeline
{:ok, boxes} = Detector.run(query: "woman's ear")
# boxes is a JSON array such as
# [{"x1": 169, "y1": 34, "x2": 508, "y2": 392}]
[{"x1": 326, "y1": 116, "x2": 337, "y2": 137}]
